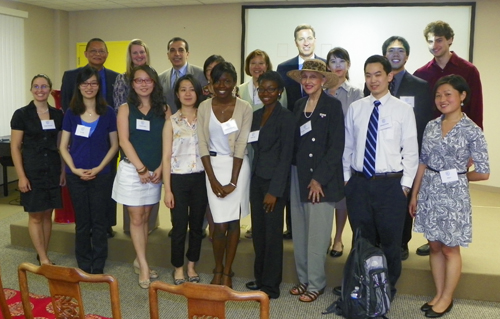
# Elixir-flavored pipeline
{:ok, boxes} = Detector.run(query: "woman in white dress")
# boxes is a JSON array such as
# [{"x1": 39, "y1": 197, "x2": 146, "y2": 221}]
[{"x1": 197, "y1": 62, "x2": 252, "y2": 288}]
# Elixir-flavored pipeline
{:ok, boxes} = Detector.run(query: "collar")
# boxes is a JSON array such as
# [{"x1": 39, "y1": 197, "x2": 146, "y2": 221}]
[
  {"x1": 173, "y1": 63, "x2": 188, "y2": 76},
  {"x1": 298, "y1": 54, "x2": 317, "y2": 67},
  {"x1": 432, "y1": 51, "x2": 461, "y2": 69},
  {"x1": 370, "y1": 91, "x2": 391, "y2": 106}
]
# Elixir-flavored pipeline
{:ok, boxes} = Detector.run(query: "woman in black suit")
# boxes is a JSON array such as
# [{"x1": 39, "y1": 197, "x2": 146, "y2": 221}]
[
  {"x1": 286, "y1": 60, "x2": 344, "y2": 303},
  {"x1": 244, "y1": 71, "x2": 294, "y2": 299}
]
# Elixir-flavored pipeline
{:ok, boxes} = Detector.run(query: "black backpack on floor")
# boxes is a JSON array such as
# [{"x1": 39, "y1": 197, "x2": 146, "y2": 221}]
[{"x1": 323, "y1": 229, "x2": 391, "y2": 319}]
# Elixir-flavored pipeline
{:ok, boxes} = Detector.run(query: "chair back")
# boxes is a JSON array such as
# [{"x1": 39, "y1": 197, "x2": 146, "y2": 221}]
[
  {"x1": 18, "y1": 262, "x2": 122, "y2": 319},
  {"x1": 0, "y1": 266, "x2": 12, "y2": 319},
  {"x1": 149, "y1": 281, "x2": 269, "y2": 319}
]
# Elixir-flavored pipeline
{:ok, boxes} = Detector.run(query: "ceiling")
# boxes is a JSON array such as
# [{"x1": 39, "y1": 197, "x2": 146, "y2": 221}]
[{"x1": 11, "y1": 0, "x2": 303, "y2": 11}]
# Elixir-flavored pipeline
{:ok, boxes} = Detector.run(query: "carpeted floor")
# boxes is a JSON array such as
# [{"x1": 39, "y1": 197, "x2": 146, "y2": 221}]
[{"x1": 1, "y1": 187, "x2": 500, "y2": 318}]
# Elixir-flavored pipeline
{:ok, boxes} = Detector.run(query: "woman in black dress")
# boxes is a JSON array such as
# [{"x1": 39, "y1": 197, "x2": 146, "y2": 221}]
[{"x1": 10, "y1": 74, "x2": 64, "y2": 265}]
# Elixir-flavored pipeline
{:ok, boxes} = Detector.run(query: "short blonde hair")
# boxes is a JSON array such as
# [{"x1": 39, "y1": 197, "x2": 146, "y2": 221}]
[{"x1": 126, "y1": 39, "x2": 150, "y2": 77}]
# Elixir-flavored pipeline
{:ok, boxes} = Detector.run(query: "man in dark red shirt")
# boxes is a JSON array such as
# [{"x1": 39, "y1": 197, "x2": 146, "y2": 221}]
[
  {"x1": 414, "y1": 21, "x2": 483, "y2": 130},
  {"x1": 414, "y1": 21, "x2": 483, "y2": 257}
]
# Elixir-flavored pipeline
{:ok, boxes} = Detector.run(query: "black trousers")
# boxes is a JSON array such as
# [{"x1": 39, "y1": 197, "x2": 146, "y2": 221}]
[
  {"x1": 345, "y1": 174, "x2": 407, "y2": 294},
  {"x1": 401, "y1": 189, "x2": 414, "y2": 249},
  {"x1": 106, "y1": 154, "x2": 118, "y2": 228},
  {"x1": 170, "y1": 172, "x2": 208, "y2": 267},
  {"x1": 67, "y1": 173, "x2": 112, "y2": 273},
  {"x1": 250, "y1": 176, "x2": 285, "y2": 298}
]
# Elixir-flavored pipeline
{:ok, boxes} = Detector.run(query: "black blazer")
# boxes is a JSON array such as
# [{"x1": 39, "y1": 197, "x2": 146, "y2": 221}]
[
  {"x1": 363, "y1": 71, "x2": 434, "y2": 149},
  {"x1": 277, "y1": 55, "x2": 326, "y2": 112},
  {"x1": 250, "y1": 103, "x2": 295, "y2": 198},
  {"x1": 60, "y1": 66, "x2": 119, "y2": 111},
  {"x1": 293, "y1": 91, "x2": 345, "y2": 203}
]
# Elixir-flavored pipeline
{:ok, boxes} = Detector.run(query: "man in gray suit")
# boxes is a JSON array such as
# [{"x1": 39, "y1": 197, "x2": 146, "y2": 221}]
[{"x1": 159, "y1": 37, "x2": 207, "y2": 113}]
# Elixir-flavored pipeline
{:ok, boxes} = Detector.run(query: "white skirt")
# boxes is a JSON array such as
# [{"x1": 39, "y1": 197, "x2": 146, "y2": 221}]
[
  {"x1": 112, "y1": 161, "x2": 162, "y2": 206},
  {"x1": 206, "y1": 154, "x2": 250, "y2": 223}
]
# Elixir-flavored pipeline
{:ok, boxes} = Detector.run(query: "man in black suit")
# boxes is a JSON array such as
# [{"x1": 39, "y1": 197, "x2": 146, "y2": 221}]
[
  {"x1": 60, "y1": 38, "x2": 119, "y2": 238},
  {"x1": 276, "y1": 24, "x2": 324, "y2": 239},
  {"x1": 61, "y1": 38, "x2": 119, "y2": 111},
  {"x1": 382, "y1": 36, "x2": 434, "y2": 260}
]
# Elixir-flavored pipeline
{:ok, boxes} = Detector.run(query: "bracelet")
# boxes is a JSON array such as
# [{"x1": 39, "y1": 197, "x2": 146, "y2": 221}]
[
  {"x1": 136, "y1": 166, "x2": 146, "y2": 173},
  {"x1": 230, "y1": 182, "x2": 237, "y2": 188},
  {"x1": 137, "y1": 167, "x2": 148, "y2": 175},
  {"x1": 138, "y1": 169, "x2": 149, "y2": 176}
]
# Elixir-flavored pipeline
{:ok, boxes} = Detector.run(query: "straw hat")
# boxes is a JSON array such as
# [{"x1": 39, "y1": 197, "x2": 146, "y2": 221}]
[{"x1": 287, "y1": 59, "x2": 339, "y2": 89}]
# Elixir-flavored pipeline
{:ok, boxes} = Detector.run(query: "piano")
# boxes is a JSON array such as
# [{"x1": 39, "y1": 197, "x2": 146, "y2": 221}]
[{"x1": 0, "y1": 136, "x2": 14, "y2": 196}]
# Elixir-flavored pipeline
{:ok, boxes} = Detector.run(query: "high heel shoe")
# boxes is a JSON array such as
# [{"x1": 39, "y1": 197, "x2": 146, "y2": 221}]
[
  {"x1": 211, "y1": 269, "x2": 222, "y2": 285},
  {"x1": 425, "y1": 301, "x2": 453, "y2": 318},
  {"x1": 138, "y1": 278, "x2": 151, "y2": 289},
  {"x1": 222, "y1": 272, "x2": 234, "y2": 289},
  {"x1": 36, "y1": 254, "x2": 55, "y2": 265},
  {"x1": 329, "y1": 244, "x2": 344, "y2": 258},
  {"x1": 133, "y1": 259, "x2": 158, "y2": 279}
]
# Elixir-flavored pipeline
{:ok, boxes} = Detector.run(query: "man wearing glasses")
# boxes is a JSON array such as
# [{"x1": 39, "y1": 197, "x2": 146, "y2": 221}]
[{"x1": 61, "y1": 38, "x2": 119, "y2": 112}]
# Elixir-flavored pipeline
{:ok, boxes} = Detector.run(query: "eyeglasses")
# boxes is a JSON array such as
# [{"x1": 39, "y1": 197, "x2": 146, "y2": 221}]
[
  {"x1": 257, "y1": 87, "x2": 279, "y2": 93},
  {"x1": 32, "y1": 85, "x2": 50, "y2": 90},
  {"x1": 80, "y1": 82, "x2": 99, "y2": 88},
  {"x1": 133, "y1": 78, "x2": 153, "y2": 85},
  {"x1": 88, "y1": 49, "x2": 107, "y2": 55}
]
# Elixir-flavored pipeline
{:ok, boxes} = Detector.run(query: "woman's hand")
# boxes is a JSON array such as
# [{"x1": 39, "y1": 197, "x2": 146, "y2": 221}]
[
  {"x1": 164, "y1": 190, "x2": 175, "y2": 209},
  {"x1": 138, "y1": 171, "x2": 151, "y2": 184},
  {"x1": 307, "y1": 179, "x2": 324, "y2": 204},
  {"x1": 59, "y1": 171, "x2": 66, "y2": 187},
  {"x1": 72, "y1": 168, "x2": 95, "y2": 180},
  {"x1": 151, "y1": 167, "x2": 162, "y2": 184},
  {"x1": 408, "y1": 196, "x2": 417, "y2": 218},
  {"x1": 18, "y1": 176, "x2": 31, "y2": 193},
  {"x1": 221, "y1": 184, "x2": 236, "y2": 197},
  {"x1": 263, "y1": 193, "x2": 277, "y2": 213},
  {"x1": 209, "y1": 178, "x2": 226, "y2": 198}
]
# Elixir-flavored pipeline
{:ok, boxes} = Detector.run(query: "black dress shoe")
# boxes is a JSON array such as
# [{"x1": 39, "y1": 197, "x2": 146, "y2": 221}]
[
  {"x1": 245, "y1": 281, "x2": 261, "y2": 290},
  {"x1": 416, "y1": 243, "x2": 430, "y2": 256},
  {"x1": 401, "y1": 247, "x2": 409, "y2": 261},
  {"x1": 168, "y1": 229, "x2": 173, "y2": 237},
  {"x1": 421, "y1": 302, "x2": 433, "y2": 312},
  {"x1": 329, "y1": 245, "x2": 344, "y2": 258},
  {"x1": 107, "y1": 227, "x2": 115, "y2": 238},
  {"x1": 425, "y1": 301, "x2": 453, "y2": 318},
  {"x1": 201, "y1": 229, "x2": 207, "y2": 239},
  {"x1": 332, "y1": 286, "x2": 342, "y2": 296},
  {"x1": 283, "y1": 230, "x2": 292, "y2": 240}
]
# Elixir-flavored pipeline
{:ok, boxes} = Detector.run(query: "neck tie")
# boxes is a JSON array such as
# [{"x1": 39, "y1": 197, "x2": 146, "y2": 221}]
[
  {"x1": 172, "y1": 69, "x2": 179, "y2": 88},
  {"x1": 363, "y1": 100, "x2": 381, "y2": 179},
  {"x1": 389, "y1": 80, "x2": 396, "y2": 95}
]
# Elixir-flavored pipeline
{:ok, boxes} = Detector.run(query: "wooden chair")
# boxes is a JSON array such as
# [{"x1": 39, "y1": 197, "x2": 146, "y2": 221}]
[
  {"x1": 18, "y1": 262, "x2": 122, "y2": 319},
  {"x1": 149, "y1": 281, "x2": 270, "y2": 319},
  {"x1": 0, "y1": 265, "x2": 12, "y2": 319}
]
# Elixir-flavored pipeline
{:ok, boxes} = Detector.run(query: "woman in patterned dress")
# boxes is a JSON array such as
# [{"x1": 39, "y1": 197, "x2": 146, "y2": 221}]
[{"x1": 409, "y1": 75, "x2": 489, "y2": 317}]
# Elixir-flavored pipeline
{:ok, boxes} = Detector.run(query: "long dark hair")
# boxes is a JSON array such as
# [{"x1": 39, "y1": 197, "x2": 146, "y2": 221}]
[
  {"x1": 70, "y1": 65, "x2": 107, "y2": 115},
  {"x1": 127, "y1": 65, "x2": 166, "y2": 118},
  {"x1": 174, "y1": 74, "x2": 203, "y2": 110}
]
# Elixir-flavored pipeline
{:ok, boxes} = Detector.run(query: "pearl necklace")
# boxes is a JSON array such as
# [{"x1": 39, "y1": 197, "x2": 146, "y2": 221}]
[{"x1": 37, "y1": 108, "x2": 49, "y2": 115}]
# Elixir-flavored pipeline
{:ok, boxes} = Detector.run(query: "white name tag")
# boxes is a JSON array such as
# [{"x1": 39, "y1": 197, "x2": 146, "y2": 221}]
[
  {"x1": 41, "y1": 120, "x2": 56, "y2": 130},
  {"x1": 136, "y1": 119, "x2": 150, "y2": 131},
  {"x1": 75, "y1": 124, "x2": 90, "y2": 138},
  {"x1": 379, "y1": 116, "x2": 392, "y2": 130},
  {"x1": 300, "y1": 121, "x2": 312, "y2": 136},
  {"x1": 248, "y1": 130, "x2": 260, "y2": 143},
  {"x1": 221, "y1": 118, "x2": 238, "y2": 135},
  {"x1": 400, "y1": 96, "x2": 415, "y2": 108},
  {"x1": 440, "y1": 169, "x2": 459, "y2": 183}
]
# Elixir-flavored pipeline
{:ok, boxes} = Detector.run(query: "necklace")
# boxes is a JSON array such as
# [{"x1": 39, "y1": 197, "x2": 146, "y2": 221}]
[
  {"x1": 303, "y1": 98, "x2": 315, "y2": 119},
  {"x1": 37, "y1": 108, "x2": 49, "y2": 114},
  {"x1": 220, "y1": 105, "x2": 231, "y2": 114}
]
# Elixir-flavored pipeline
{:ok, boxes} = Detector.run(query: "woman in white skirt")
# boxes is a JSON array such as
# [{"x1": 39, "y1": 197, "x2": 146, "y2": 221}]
[
  {"x1": 112, "y1": 65, "x2": 170, "y2": 288},
  {"x1": 197, "y1": 62, "x2": 252, "y2": 288}
]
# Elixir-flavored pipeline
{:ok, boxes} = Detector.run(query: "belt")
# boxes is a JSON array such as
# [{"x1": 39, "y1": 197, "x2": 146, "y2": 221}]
[
  {"x1": 426, "y1": 166, "x2": 467, "y2": 174},
  {"x1": 352, "y1": 170, "x2": 403, "y2": 179}
]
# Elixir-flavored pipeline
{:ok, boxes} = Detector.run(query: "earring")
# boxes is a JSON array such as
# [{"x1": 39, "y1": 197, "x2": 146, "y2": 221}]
[{"x1": 461, "y1": 101, "x2": 464, "y2": 107}]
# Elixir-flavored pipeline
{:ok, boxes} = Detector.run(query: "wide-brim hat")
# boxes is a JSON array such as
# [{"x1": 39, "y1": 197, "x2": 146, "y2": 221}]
[{"x1": 287, "y1": 59, "x2": 339, "y2": 89}]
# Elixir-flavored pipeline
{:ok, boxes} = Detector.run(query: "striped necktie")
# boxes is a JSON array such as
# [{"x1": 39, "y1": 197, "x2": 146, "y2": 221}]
[
  {"x1": 172, "y1": 69, "x2": 180, "y2": 88},
  {"x1": 363, "y1": 100, "x2": 381, "y2": 179}
]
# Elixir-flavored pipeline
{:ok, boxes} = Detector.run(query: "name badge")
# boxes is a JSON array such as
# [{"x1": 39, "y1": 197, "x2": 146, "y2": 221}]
[
  {"x1": 400, "y1": 96, "x2": 415, "y2": 108},
  {"x1": 136, "y1": 119, "x2": 150, "y2": 131},
  {"x1": 75, "y1": 124, "x2": 91, "y2": 138},
  {"x1": 41, "y1": 120, "x2": 56, "y2": 130},
  {"x1": 248, "y1": 130, "x2": 260, "y2": 143},
  {"x1": 440, "y1": 169, "x2": 459, "y2": 183},
  {"x1": 221, "y1": 119, "x2": 238, "y2": 135},
  {"x1": 300, "y1": 121, "x2": 312, "y2": 136},
  {"x1": 379, "y1": 117, "x2": 392, "y2": 130}
]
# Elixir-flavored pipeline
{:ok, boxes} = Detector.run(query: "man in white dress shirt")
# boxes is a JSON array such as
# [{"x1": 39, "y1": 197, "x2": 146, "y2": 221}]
[
  {"x1": 342, "y1": 55, "x2": 418, "y2": 297},
  {"x1": 159, "y1": 37, "x2": 207, "y2": 113}
]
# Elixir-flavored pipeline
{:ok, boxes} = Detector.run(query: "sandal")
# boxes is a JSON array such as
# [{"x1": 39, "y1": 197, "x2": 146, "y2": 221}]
[
  {"x1": 211, "y1": 269, "x2": 222, "y2": 285},
  {"x1": 289, "y1": 283, "x2": 308, "y2": 296},
  {"x1": 299, "y1": 288, "x2": 325, "y2": 302},
  {"x1": 222, "y1": 272, "x2": 234, "y2": 288}
]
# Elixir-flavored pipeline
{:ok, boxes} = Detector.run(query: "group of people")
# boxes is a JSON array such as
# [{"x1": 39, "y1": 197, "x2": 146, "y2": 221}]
[{"x1": 10, "y1": 19, "x2": 489, "y2": 317}]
